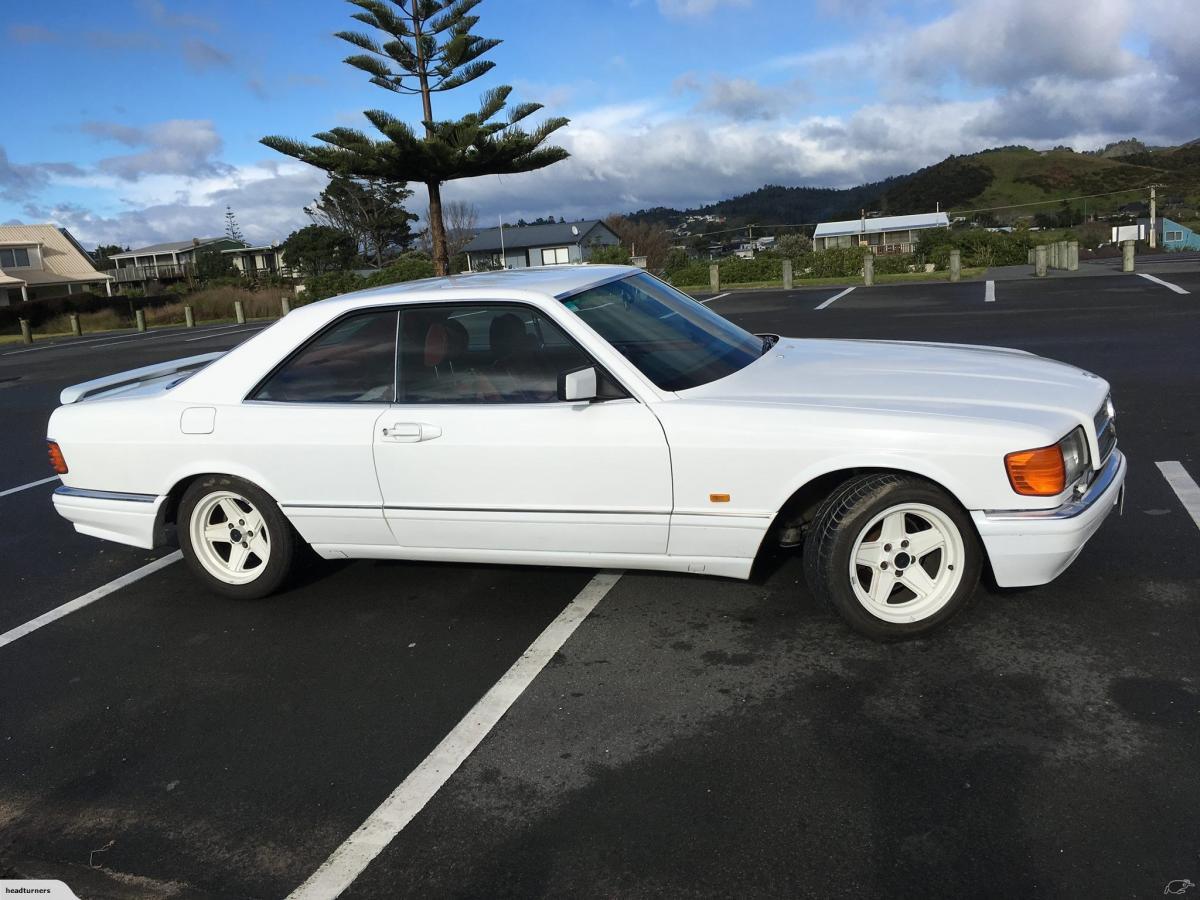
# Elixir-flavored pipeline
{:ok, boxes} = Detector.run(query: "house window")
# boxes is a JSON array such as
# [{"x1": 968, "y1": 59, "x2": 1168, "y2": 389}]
[
  {"x1": 541, "y1": 247, "x2": 570, "y2": 265},
  {"x1": 1165, "y1": 230, "x2": 1183, "y2": 242},
  {"x1": 0, "y1": 248, "x2": 32, "y2": 268}
]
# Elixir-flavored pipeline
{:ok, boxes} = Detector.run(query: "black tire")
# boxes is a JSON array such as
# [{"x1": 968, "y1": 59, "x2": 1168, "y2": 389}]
[
  {"x1": 178, "y1": 475, "x2": 299, "y2": 600},
  {"x1": 803, "y1": 473, "x2": 982, "y2": 641}
]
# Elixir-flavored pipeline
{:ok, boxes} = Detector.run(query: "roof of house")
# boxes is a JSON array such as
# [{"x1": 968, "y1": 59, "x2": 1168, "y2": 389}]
[
  {"x1": 220, "y1": 243, "x2": 280, "y2": 253},
  {"x1": 463, "y1": 220, "x2": 614, "y2": 253},
  {"x1": 0, "y1": 224, "x2": 112, "y2": 284},
  {"x1": 814, "y1": 212, "x2": 950, "y2": 238},
  {"x1": 110, "y1": 237, "x2": 240, "y2": 258}
]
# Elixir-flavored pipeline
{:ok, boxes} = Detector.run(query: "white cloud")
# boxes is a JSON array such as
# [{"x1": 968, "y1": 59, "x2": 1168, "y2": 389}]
[
  {"x1": 656, "y1": 0, "x2": 750, "y2": 18},
  {"x1": 81, "y1": 119, "x2": 230, "y2": 181}
]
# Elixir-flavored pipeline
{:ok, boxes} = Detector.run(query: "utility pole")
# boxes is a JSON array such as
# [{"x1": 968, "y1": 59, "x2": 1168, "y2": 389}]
[{"x1": 1149, "y1": 185, "x2": 1158, "y2": 249}]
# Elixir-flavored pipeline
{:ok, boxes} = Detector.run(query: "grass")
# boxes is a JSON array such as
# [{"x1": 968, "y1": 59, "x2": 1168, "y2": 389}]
[{"x1": 678, "y1": 267, "x2": 988, "y2": 294}]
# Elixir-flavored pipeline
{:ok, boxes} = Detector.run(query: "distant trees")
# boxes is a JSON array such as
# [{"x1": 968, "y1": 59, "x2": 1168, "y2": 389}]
[
  {"x1": 306, "y1": 174, "x2": 418, "y2": 267},
  {"x1": 224, "y1": 206, "x2": 245, "y2": 243},
  {"x1": 91, "y1": 244, "x2": 128, "y2": 270},
  {"x1": 604, "y1": 214, "x2": 671, "y2": 269},
  {"x1": 280, "y1": 225, "x2": 359, "y2": 278}
]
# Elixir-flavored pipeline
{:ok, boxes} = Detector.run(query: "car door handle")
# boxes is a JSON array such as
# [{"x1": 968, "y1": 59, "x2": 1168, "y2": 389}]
[{"x1": 382, "y1": 422, "x2": 442, "y2": 443}]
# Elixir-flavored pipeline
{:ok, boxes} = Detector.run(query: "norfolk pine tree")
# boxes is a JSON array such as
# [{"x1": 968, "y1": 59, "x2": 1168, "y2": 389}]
[{"x1": 261, "y1": 0, "x2": 569, "y2": 275}]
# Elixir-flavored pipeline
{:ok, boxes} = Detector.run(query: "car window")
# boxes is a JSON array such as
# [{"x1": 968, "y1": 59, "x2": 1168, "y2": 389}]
[
  {"x1": 396, "y1": 304, "x2": 625, "y2": 404},
  {"x1": 253, "y1": 310, "x2": 397, "y2": 403},
  {"x1": 560, "y1": 272, "x2": 763, "y2": 391}
]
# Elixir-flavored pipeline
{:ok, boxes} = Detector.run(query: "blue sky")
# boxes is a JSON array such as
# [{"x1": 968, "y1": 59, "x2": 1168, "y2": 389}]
[{"x1": 2, "y1": 0, "x2": 1196, "y2": 248}]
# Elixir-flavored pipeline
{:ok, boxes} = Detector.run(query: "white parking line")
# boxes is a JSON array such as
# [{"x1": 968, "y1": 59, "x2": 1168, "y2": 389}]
[
  {"x1": 183, "y1": 324, "x2": 267, "y2": 342},
  {"x1": 0, "y1": 322, "x2": 247, "y2": 357},
  {"x1": 698, "y1": 292, "x2": 730, "y2": 305},
  {"x1": 985, "y1": 280, "x2": 996, "y2": 302},
  {"x1": 0, "y1": 551, "x2": 181, "y2": 650},
  {"x1": 0, "y1": 475, "x2": 59, "y2": 499},
  {"x1": 287, "y1": 570, "x2": 624, "y2": 900},
  {"x1": 1156, "y1": 461, "x2": 1200, "y2": 533},
  {"x1": 1138, "y1": 273, "x2": 1190, "y2": 295},
  {"x1": 815, "y1": 287, "x2": 855, "y2": 310}
]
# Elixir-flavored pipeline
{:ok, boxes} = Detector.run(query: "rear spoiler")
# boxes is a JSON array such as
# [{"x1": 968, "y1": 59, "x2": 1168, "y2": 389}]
[{"x1": 60, "y1": 352, "x2": 224, "y2": 404}]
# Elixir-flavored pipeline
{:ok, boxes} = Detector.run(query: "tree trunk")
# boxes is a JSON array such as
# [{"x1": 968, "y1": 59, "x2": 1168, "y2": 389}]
[{"x1": 427, "y1": 181, "x2": 449, "y2": 275}]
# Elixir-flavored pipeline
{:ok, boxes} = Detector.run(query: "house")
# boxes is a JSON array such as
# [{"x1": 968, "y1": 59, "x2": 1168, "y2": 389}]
[
  {"x1": 462, "y1": 220, "x2": 620, "y2": 271},
  {"x1": 813, "y1": 212, "x2": 950, "y2": 254},
  {"x1": 1136, "y1": 216, "x2": 1200, "y2": 251},
  {"x1": 221, "y1": 243, "x2": 293, "y2": 278},
  {"x1": 109, "y1": 236, "x2": 246, "y2": 288},
  {"x1": 0, "y1": 224, "x2": 114, "y2": 306}
]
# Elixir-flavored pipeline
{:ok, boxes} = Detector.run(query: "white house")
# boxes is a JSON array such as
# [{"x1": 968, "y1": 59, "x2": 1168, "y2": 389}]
[
  {"x1": 109, "y1": 236, "x2": 247, "y2": 288},
  {"x1": 0, "y1": 224, "x2": 114, "y2": 306},
  {"x1": 813, "y1": 212, "x2": 950, "y2": 254}
]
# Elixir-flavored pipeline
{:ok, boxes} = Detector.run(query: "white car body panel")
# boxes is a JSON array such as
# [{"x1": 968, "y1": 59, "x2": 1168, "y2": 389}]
[{"x1": 47, "y1": 265, "x2": 1124, "y2": 589}]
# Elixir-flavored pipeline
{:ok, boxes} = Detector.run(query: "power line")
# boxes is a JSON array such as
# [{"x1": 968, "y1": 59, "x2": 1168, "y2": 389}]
[{"x1": 948, "y1": 186, "x2": 1150, "y2": 215}]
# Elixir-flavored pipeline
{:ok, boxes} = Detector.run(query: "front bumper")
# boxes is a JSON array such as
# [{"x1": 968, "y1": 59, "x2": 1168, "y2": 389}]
[
  {"x1": 972, "y1": 450, "x2": 1126, "y2": 588},
  {"x1": 52, "y1": 486, "x2": 166, "y2": 549}
]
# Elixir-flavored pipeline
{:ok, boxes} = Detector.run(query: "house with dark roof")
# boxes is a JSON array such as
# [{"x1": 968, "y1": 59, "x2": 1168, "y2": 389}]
[
  {"x1": 462, "y1": 220, "x2": 619, "y2": 271},
  {"x1": 109, "y1": 236, "x2": 246, "y2": 288}
]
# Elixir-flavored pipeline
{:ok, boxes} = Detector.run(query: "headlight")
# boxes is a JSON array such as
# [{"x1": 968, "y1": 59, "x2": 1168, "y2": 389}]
[{"x1": 1005, "y1": 427, "x2": 1090, "y2": 496}]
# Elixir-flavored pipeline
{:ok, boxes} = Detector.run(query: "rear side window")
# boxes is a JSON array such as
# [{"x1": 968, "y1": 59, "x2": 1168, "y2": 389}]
[{"x1": 253, "y1": 310, "x2": 397, "y2": 403}]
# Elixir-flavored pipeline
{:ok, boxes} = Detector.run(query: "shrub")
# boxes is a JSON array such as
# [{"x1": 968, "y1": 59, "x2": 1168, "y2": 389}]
[
  {"x1": 364, "y1": 254, "x2": 435, "y2": 287},
  {"x1": 302, "y1": 271, "x2": 365, "y2": 303},
  {"x1": 588, "y1": 245, "x2": 631, "y2": 265}
]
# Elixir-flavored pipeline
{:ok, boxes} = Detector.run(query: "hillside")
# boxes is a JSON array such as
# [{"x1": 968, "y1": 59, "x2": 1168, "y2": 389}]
[{"x1": 632, "y1": 142, "x2": 1200, "y2": 231}]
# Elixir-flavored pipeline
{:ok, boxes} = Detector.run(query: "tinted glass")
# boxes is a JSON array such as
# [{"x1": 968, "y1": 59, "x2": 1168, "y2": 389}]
[
  {"x1": 559, "y1": 273, "x2": 762, "y2": 391},
  {"x1": 254, "y1": 310, "x2": 397, "y2": 403},
  {"x1": 397, "y1": 304, "x2": 623, "y2": 403}
]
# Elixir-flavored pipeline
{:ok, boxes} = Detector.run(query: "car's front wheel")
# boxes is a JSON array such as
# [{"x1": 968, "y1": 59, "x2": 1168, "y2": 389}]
[
  {"x1": 179, "y1": 475, "x2": 298, "y2": 599},
  {"x1": 803, "y1": 473, "x2": 982, "y2": 640}
]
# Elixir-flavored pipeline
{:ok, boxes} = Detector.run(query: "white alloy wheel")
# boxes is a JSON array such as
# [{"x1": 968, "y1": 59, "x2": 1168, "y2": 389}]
[
  {"x1": 188, "y1": 490, "x2": 272, "y2": 585},
  {"x1": 848, "y1": 502, "x2": 965, "y2": 624}
]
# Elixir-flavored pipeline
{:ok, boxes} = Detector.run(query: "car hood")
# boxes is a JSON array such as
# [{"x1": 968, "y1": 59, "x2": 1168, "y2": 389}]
[{"x1": 679, "y1": 338, "x2": 1109, "y2": 424}]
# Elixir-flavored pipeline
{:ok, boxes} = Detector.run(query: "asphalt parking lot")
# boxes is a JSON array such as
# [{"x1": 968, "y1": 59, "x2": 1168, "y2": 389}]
[{"x1": 2, "y1": 268, "x2": 1199, "y2": 898}]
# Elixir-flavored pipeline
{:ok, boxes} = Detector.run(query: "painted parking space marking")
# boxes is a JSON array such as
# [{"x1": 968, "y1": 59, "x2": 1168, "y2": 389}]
[
  {"x1": 287, "y1": 570, "x2": 624, "y2": 900},
  {"x1": 0, "y1": 551, "x2": 181, "y2": 650},
  {"x1": 1156, "y1": 461, "x2": 1200, "y2": 533},
  {"x1": 985, "y1": 280, "x2": 996, "y2": 302},
  {"x1": 0, "y1": 475, "x2": 59, "y2": 499},
  {"x1": 1138, "y1": 273, "x2": 1190, "y2": 295},
  {"x1": 815, "y1": 287, "x2": 856, "y2": 310},
  {"x1": 0, "y1": 322, "x2": 254, "y2": 357},
  {"x1": 183, "y1": 323, "x2": 269, "y2": 342},
  {"x1": 698, "y1": 292, "x2": 730, "y2": 305}
]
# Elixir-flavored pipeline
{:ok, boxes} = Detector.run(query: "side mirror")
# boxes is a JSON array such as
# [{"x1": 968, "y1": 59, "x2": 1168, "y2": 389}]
[{"x1": 558, "y1": 365, "x2": 598, "y2": 402}]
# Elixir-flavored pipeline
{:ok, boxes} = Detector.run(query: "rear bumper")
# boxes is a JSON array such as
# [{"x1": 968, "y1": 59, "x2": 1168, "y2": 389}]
[
  {"x1": 52, "y1": 486, "x2": 166, "y2": 549},
  {"x1": 972, "y1": 450, "x2": 1126, "y2": 588}
]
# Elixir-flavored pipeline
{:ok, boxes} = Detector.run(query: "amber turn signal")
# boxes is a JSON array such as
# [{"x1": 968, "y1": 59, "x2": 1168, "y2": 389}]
[
  {"x1": 1004, "y1": 444, "x2": 1064, "y2": 496},
  {"x1": 47, "y1": 440, "x2": 68, "y2": 475},
  {"x1": 709, "y1": 493, "x2": 731, "y2": 503}
]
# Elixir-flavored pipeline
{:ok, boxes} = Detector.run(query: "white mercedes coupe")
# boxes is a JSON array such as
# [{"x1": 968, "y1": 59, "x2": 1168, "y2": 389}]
[{"x1": 47, "y1": 266, "x2": 1125, "y2": 640}]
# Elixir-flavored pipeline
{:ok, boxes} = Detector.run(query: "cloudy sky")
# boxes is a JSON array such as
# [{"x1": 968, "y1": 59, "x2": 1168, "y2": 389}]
[{"x1": 2, "y1": 0, "x2": 1197, "y2": 249}]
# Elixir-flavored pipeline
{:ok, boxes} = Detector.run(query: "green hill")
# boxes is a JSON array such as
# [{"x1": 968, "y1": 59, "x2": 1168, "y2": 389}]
[{"x1": 632, "y1": 142, "x2": 1200, "y2": 232}]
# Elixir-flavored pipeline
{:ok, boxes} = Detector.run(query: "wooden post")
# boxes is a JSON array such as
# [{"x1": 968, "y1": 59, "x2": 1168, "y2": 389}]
[
  {"x1": 1122, "y1": 240, "x2": 1135, "y2": 273},
  {"x1": 709, "y1": 264, "x2": 720, "y2": 294},
  {"x1": 949, "y1": 249, "x2": 961, "y2": 282},
  {"x1": 234, "y1": 300, "x2": 246, "y2": 324},
  {"x1": 69, "y1": 313, "x2": 81, "y2": 336},
  {"x1": 1035, "y1": 245, "x2": 1048, "y2": 277},
  {"x1": 280, "y1": 296, "x2": 291, "y2": 316},
  {"x1": 184, "y1": 305, "x2": 195, "y2": 328},
  {"x1": 1067, "y1": 241, "x2": 1079, "y2": 272},
  {"x1": 135, "y1": 309, "x2": 146, "y2": 332},
  {"x1": 862, "y1": 252, "x2": 874, "y2": 286},
  {"x1": 782, "y1": 259, "x2": 793, "y2": 290},
  {"x1": 19, "y1": 318, "x2": 32, "y2": 345}
]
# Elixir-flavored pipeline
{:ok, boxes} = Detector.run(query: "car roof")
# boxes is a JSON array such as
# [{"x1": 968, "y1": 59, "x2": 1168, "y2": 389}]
[{"x1": 315, "y1": 264, "x2": 639, "y2": 312}]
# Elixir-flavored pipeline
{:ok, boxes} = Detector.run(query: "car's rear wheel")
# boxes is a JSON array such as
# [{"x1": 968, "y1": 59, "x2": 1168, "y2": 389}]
[
  {"x1": 179, "y1": 475, "x2": 297, "y2": 599},
  {"x1": 803, "y1": 473, "x2": 981, "y2": 640}
]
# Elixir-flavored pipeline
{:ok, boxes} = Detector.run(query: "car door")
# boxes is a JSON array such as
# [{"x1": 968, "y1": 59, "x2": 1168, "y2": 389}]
[{"x1": 372, "y1": 302, "x2": 673, "y2": 555}]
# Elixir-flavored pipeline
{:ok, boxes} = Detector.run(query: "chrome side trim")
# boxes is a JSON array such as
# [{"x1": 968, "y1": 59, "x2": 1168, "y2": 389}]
[
  {"x1": 982, "y1": 450, "x2": 1124, "y2": 521},
  {"x1": 54, "y1": 486, "x2": 158, "y2": 504}
]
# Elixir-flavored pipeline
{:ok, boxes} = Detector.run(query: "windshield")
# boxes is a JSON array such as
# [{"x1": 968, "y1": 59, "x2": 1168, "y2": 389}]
[{"x1": 559, "y1": 273, "x2": 764, "y2": 391}]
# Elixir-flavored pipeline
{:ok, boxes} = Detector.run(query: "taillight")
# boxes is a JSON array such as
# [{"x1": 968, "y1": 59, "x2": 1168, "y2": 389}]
[
  {"x1": 1005, "y1": 444, "x2": 1064, "y2": 496},
  {"x1": 47, "y1": 440, "x2": 68, "y2": 475}
]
